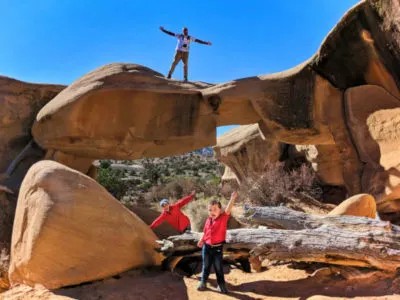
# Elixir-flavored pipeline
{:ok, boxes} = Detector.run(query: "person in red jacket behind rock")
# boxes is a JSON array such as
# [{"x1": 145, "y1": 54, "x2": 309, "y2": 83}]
[{"x1": 150, "y1": 191, "x2": 196, "y2": 233}]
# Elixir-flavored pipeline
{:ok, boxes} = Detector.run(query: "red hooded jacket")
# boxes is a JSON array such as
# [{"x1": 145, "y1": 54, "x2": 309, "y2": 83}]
[{"x1": 150, "y1": 194, "x2": 194, "y2": 232}]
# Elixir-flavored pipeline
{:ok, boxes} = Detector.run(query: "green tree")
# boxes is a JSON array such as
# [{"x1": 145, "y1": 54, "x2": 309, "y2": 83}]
[
  {"x1": 142, "y1": 159, "x2": 161, "y2": 185},
  {"x1": 97, "y1": 162, "x2": 128, "y2": 200}
]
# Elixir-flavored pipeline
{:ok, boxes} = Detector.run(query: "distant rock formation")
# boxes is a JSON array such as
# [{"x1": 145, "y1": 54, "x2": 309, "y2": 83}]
[{"x1": 213, "y1": 124, "x2": 282, "y2": 183}]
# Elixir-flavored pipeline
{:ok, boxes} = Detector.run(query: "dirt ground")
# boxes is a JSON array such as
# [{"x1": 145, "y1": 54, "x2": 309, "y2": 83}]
[{"x1": 2, "y1": 263, "x2": 400, "y2": 300}]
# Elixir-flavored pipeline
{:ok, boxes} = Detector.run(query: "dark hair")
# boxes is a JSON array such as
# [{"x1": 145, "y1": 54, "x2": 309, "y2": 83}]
[{"x1": 209, "y1": 200, "x2": 222, "y2": 209}]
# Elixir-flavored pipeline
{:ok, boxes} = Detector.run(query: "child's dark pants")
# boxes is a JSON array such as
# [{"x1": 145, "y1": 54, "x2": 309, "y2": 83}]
[{"x1": 200, "y1": 243, "x2": 225, "y2": 285}]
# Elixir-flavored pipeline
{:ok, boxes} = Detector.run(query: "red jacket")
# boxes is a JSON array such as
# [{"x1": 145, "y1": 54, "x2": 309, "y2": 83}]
[
  {"x1": 202, "y1": 212, "x2": 230, "y2": 245},
  {"x1": 150, "y1": 194, "x2": 194, "y2": 232}
]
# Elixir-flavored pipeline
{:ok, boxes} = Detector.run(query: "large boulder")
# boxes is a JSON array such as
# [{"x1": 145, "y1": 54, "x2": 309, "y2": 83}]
[
  {"x1": 328, "y1": 194, "x2": 377, "y2": 219},
  {"x1": 0, "y1": 77, "x2": 64, "y2": 290},
  {"x1": 9, "y1": 160, "x2": 163, "y2": 289},
  {"x1": 32, "y1": 64, "x2": 218, "y2": 160}
]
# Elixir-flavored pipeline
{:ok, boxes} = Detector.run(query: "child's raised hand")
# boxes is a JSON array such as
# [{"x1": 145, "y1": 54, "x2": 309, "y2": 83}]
[{"x1": 231, "y1": 191, "x2": 238, "y2": 200}]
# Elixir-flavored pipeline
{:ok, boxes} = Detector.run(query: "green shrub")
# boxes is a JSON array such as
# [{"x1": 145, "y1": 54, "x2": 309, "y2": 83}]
[{"x1": 97, "y1": 164, "x2": 128, "y2": 200}]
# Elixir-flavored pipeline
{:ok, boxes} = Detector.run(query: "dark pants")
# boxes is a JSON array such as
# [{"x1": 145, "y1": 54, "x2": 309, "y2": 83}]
[{"x1": 200, "y1": 244, "x2": 225, "y2": 285}]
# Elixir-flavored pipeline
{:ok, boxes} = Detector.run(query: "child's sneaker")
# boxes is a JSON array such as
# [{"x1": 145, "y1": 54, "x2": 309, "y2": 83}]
[
  {"x1": 217, "y1": 283, "x2": 228, "y2": 294},
  {"x1": 196, "y1": 282, "x2": 207, "y2": 291}
]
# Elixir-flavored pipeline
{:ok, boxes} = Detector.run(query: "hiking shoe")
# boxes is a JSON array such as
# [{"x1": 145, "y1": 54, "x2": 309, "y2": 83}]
[
  {"x1": 196, "y1": 282, "x2": 207, "y2": 291},
  {"x1": 184, "y1": 78, "x2": 188, "y2": 82},
  {"x1": 217, "y1": 283, "x2": 228, "y2": 294},
  {"x1": 167, "y1": 74, "x2": 171, "y2": 79}
]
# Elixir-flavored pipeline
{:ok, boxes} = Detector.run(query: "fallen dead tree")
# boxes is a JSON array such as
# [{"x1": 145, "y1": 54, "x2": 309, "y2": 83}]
[
  {"x1": 242, "y1": 205, "x2": 400, "y2": 231},
  {"x1": 158, "y1": 206, "x2": 400, "y2": 272}
]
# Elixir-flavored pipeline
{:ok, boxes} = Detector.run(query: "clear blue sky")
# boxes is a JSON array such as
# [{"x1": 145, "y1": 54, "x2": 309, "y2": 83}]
[{"x1": 1, "y1": 0, "x2": 359, "y2": 136}]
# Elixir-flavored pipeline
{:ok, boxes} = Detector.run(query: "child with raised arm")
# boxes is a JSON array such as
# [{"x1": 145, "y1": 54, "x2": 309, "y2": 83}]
[
  {"x1": 196, "y1": 191, "x2": 238, "y2": 294},
  {"x1": 150, "y1": 191, "x2": 196, "y2": 234}
]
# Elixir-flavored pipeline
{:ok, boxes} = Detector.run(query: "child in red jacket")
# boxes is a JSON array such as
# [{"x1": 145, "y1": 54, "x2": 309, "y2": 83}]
[
  {"x1": 150, "y1": 191, "x2": 196, "y2": 233},
  {"x1": 197, "y1": 191, "x2": 238, "y2": 294}
]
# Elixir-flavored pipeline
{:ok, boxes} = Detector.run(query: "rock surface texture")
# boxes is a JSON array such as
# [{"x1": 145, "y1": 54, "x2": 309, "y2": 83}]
[
  {"x1": 32, "y1": 64, "x2": 216, "y2": 160},
  {"x1": 9, "y1": 161, "x2": 163, "y2": 289},
  {"x1": 213, "y1": 124, "x2": 282, "y2": 183}
]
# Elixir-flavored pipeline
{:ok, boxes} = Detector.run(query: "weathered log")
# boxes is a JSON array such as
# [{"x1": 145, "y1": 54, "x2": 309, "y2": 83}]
[
  {"x1": 241, "y1": 206, "x2": 400, "y2": 231},
  {"x1": 158, "y1": 226, "x2": 400, "y2": 271}
]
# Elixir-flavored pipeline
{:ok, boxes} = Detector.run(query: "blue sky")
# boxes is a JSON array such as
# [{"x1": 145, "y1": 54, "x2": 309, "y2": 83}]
[{"x1": 0, "y1": 0, "x2": 359, "y2": 136}]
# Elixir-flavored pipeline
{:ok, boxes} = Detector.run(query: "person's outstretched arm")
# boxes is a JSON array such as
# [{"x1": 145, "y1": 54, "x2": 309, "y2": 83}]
[
  {"x1": 194, "y1": 38, "x2": 212, "y2": 45},
  {"x1": 225, "y1": 191, "x2": 238, "y2": 215},
  {"x1": 159, "y1": 26, "x2": 176, "y2": 37},
  {"x1": 150, "y1": 213, "x2": 166, "y2": 229},
  {"x1": 175, "y1": 191, "x2": 196, "y2": 209}
]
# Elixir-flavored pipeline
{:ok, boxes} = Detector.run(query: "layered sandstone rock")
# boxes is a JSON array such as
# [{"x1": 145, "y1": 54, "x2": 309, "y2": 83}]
[
  {"x1": 44, "y1": 150, "x2": 94, "y2": 175},
  {"x1": 215, "y1": 124, "x2": 346, "y2": 189},
  {"x1": 295, "y1": 145, "x2": 345, "y2": 187},
  {"x1": 202, "y1": 0, "x2": 400, "y2": 197},
  {"x1": 0, "y1": 76, "x2": 64, "y2": 191},
  {"x1": 328, "y1": 194, "x2": 377, "y2": 219},
  {"x1": 9, "y1": 161, "x2": 163, "y2": 289},
  {"x1": 345, "y1": 85, "x2": 400, "y2": 204},
  {"x1": 0, "y1": 77, "x2": 65, "y2": 290},
  {"x1": 32, "y1": 64, "x2": 217, "y2": 160},
  {"x1": 213, "y1": 124, "x2": 281, "y2": 183}
]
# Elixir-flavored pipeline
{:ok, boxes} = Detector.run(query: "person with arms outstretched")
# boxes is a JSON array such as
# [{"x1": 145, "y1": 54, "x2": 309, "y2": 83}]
[
  {"x1": 150, "y1": 191, "x2": 196, "y2": 234},
  {"x1": 159, "y1": 26, "x2": 212, "y2": 82},
  {"x1": 196, "y1": 191, "x2": 238, "y2": 294}
]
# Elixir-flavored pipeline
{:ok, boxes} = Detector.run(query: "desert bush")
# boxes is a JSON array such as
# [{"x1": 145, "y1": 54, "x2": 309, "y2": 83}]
[
  {"x1": 184, "y1": 197, "x2": 226, "y2": 231},
  {"x1": 142, "y1": 159, "x2": 161, "y2": 185},
  {"x1": 220, "y1": 182, "x2": 238, "y2": 198},
  {"x1": 143, "y1": 177, "x2": 222, "y2": 203},
  {"x1": 99, "y1": 160, "x2": 111, "y2": 169},
  {"x1": 240, "y1": 161, "x2": 322, "y2": 206},
  {"x1": 97, "y1": 162, "x2": 129, "y2": 200}
]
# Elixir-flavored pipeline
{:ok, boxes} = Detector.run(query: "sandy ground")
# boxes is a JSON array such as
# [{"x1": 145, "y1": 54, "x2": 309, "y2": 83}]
[{"x1": 2, "y1": 263, "x2": 399, "y2": 300}]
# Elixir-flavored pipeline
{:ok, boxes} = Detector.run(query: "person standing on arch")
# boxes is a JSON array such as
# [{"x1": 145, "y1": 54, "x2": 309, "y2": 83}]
[{"x1": 159, "y1": 26, "x2": 212, "y2": 82}]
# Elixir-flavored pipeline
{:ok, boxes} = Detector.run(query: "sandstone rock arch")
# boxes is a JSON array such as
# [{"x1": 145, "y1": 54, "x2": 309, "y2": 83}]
[
  {"x1": 27, "y1": 1, "x2": 400, "y2": 209},
  {"x1": 1, "y1": 0, "x2": 400, "y2": 292}
]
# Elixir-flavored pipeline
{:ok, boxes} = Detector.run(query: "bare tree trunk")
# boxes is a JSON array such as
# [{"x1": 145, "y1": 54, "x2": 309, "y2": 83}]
[
  {"x1": 158, "y1": 208, "x2": 400, "y2": 271},
  {"x1": 241, "y1": 206, "x2": 400, "y2": 231}
]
